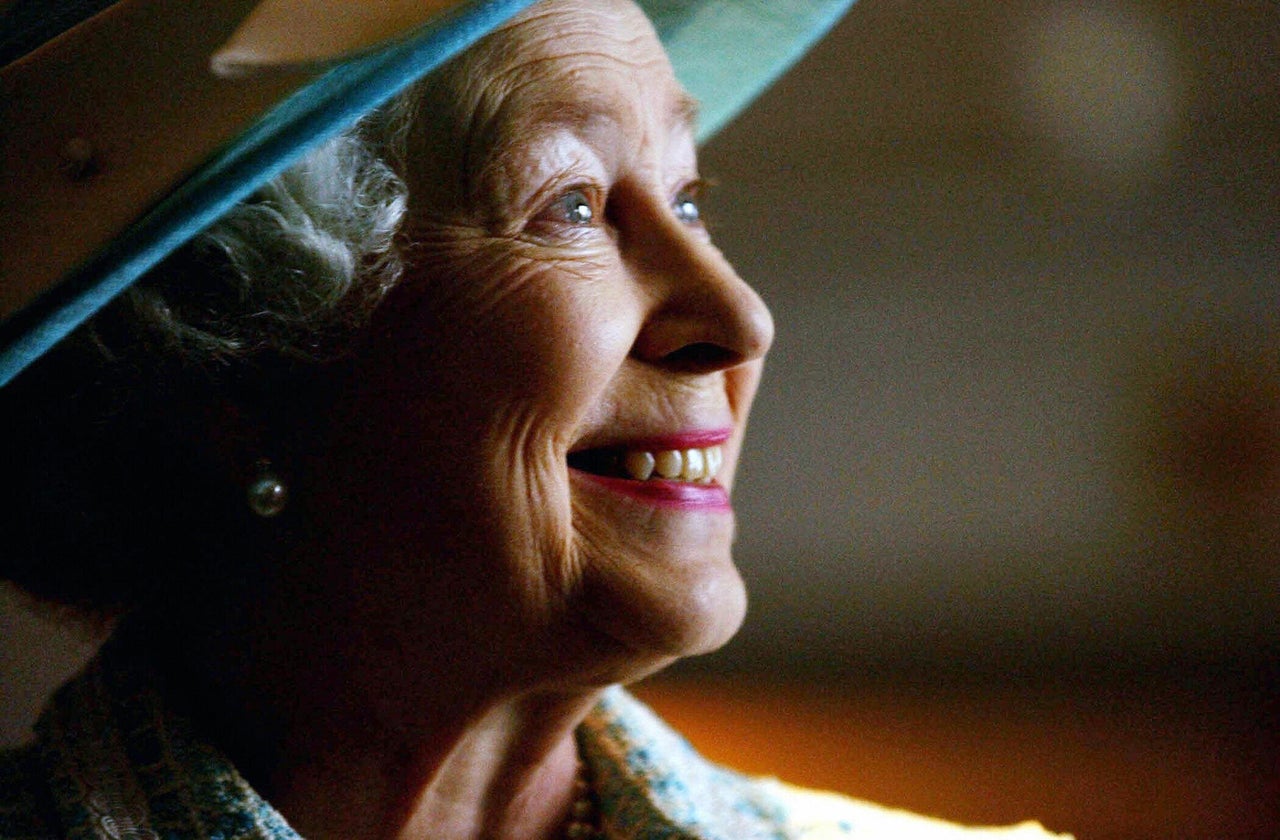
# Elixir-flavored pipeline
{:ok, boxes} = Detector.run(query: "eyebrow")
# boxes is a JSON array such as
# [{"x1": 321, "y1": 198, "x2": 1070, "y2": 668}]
[
  {"x1": 672, "y1": 90, "x2": 701, "y2": 134},
  {"x1": 520, "y1": 88, "x2": 701, "y2": 137},
  {"x1": 468, "y1": 86, "x2": 702, "y2": 207}
]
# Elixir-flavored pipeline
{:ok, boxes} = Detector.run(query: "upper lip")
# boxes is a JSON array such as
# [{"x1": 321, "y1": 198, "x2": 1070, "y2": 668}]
[{"x1": 568, "y1": 427, "x2": 733, "y2": 455}]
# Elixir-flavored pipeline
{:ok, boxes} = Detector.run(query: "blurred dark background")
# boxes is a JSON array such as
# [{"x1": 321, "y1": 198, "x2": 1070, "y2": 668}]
[
  {"x1": 4, "y1": 1, "x2": 1278, "y2": 837},
  {"x1": 710, "y1": 0, "x2": 1279, "y2": 679},
  {"x1": 672, "y1": 1, "x2": 1279, "y2": 836}
]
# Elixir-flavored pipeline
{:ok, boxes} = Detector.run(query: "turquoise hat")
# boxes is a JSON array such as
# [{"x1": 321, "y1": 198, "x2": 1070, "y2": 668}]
[{"x1": 0, "y1": 0, "x2": 854, "y2": 385}]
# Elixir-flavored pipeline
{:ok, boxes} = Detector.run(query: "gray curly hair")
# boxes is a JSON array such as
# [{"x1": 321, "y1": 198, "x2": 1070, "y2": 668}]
[{"x1": 119, "y1": 105, "x2": 414, "y2": 367}]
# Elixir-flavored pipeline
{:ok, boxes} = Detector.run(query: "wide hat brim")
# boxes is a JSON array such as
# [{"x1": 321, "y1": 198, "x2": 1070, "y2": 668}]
[{"x1": 0, "y1": 0, "x2": 854, "y2": 385}]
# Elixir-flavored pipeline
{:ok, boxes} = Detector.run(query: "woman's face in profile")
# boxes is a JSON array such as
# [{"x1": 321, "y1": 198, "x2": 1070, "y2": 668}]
[{"x1": 308, "y1": 0, "x2": 772, "y2": 693}]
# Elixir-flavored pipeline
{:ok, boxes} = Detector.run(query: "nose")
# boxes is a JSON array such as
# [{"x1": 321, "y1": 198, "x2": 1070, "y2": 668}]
[{"x1": 628, "y1": 219, "x2": 774, "y2": 374}]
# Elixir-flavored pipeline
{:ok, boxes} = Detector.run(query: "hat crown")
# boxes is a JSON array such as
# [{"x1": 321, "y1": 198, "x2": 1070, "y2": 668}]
[{"x1": 0, "y1": 0, "x2": 857, "y2": 386}]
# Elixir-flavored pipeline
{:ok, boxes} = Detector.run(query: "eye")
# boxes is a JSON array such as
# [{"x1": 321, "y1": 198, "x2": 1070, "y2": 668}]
[
  {"x1": 672, "y1": 186, "x2": 702, "y2": 225},
  {"x1": 547, "y1": 189, "x2": 595, "y2": 226}
]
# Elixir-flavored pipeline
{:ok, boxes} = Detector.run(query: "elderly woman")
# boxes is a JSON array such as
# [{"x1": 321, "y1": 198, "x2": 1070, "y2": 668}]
[{"x1": 0, "y1": 1, "x2": 1067, "y2": 838}]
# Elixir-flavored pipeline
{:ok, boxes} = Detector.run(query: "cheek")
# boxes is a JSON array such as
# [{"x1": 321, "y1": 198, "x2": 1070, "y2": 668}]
[
  {"x1": 323, "y1": 246, "x2": 645, "y2": 636},
  {"x1": 489, "y1": 280, "x2": 639, "y2": 429},
  {"x1": 385, "y1": 242, "x2": 638, "y2": 426},
  {"x1": 348, "y1": 239, "x2": 645, "y2": 543}
]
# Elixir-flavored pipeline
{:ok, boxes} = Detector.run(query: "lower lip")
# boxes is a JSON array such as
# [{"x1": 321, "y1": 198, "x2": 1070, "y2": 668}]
[{"x1": 571, "y1": 470, "x2": 732, "y2": 511}]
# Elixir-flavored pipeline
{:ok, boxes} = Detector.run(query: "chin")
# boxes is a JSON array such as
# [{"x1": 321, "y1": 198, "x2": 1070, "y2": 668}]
[
  {"x1": 567, "y1": 465, "x2": 751, "y2": 675},
  {"x1": 581, "y1": 553, "x2": 748, "y2": 665}
]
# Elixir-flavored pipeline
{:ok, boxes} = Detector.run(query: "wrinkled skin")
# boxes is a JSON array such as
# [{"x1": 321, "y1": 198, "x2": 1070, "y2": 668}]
[
  {"x1": 188, "y1": 2, "x2": 773, "y2": 838},
  {"x1": 310, "y1": 0, "x2": 773, "y2": 701}
]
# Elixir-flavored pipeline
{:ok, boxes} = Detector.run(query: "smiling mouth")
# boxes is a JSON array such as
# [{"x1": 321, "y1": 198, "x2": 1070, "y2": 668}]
[{"x1": 568, "y1": 444, "x2": 725, "y2": 484}]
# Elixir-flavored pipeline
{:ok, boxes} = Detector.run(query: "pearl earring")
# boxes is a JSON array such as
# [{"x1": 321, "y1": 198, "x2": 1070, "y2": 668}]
[{"x1": 246, "y1": 460, "x2": 288, "y2": 518}]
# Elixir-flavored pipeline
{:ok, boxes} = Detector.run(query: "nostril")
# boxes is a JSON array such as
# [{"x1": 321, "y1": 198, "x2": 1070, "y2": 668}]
[{"x1": 662, "y1": 342, "x2": 741, "y2": 373}]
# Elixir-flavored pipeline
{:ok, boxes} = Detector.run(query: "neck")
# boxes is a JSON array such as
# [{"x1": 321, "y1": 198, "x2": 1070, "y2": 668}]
[
  {"x1": 273, "y1": 691, "x2": 598, "y2": 840},
  {"x1": 141, "y1": 607, "x2": 606, "y2": 840},
  {"x1": 395, "y1": 700, "x2": 592, "y2": 840}
]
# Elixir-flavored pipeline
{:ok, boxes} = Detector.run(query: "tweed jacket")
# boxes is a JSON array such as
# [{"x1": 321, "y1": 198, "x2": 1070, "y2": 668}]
[{"x1": 0, "y1": 643, "x2": 1068, "y2": 840}]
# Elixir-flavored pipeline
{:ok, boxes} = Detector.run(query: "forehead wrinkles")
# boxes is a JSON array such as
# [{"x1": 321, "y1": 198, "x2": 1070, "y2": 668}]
[
  {"x1": 461, "y1": 3, "x2": 684, "y2": 204},
  {"x1": 493, "y1": 0, "x2": 659, "y2": 71},
  {"x1": 477, "y1": 57, "x2": 648, "y2": 176},
  {"x1": 400, "y1": 0, "x2": 690, "y2": 224}
]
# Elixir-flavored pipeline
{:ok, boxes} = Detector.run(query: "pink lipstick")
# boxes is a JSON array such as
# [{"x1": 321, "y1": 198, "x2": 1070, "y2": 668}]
[{"x1": 568, "y1": 428, "x2": 734, "y2": 510}]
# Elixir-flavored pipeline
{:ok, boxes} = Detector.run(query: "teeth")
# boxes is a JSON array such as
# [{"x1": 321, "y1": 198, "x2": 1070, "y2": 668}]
[
  {"x1": 623, "y1": 450, "x2": 656, "y2": 481},
  {"x1": 682, "y1": 448, "x2": 705, "y2": 481},
  {"x1": 706, "y1": 446, "x2": 723, "y2": 478},
  {"x1": 622, "y1": 445, "x2": 724, "y2": 483},
  {"x1": 653, "y1": 450, "x2": 682, "y2": 479}
]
